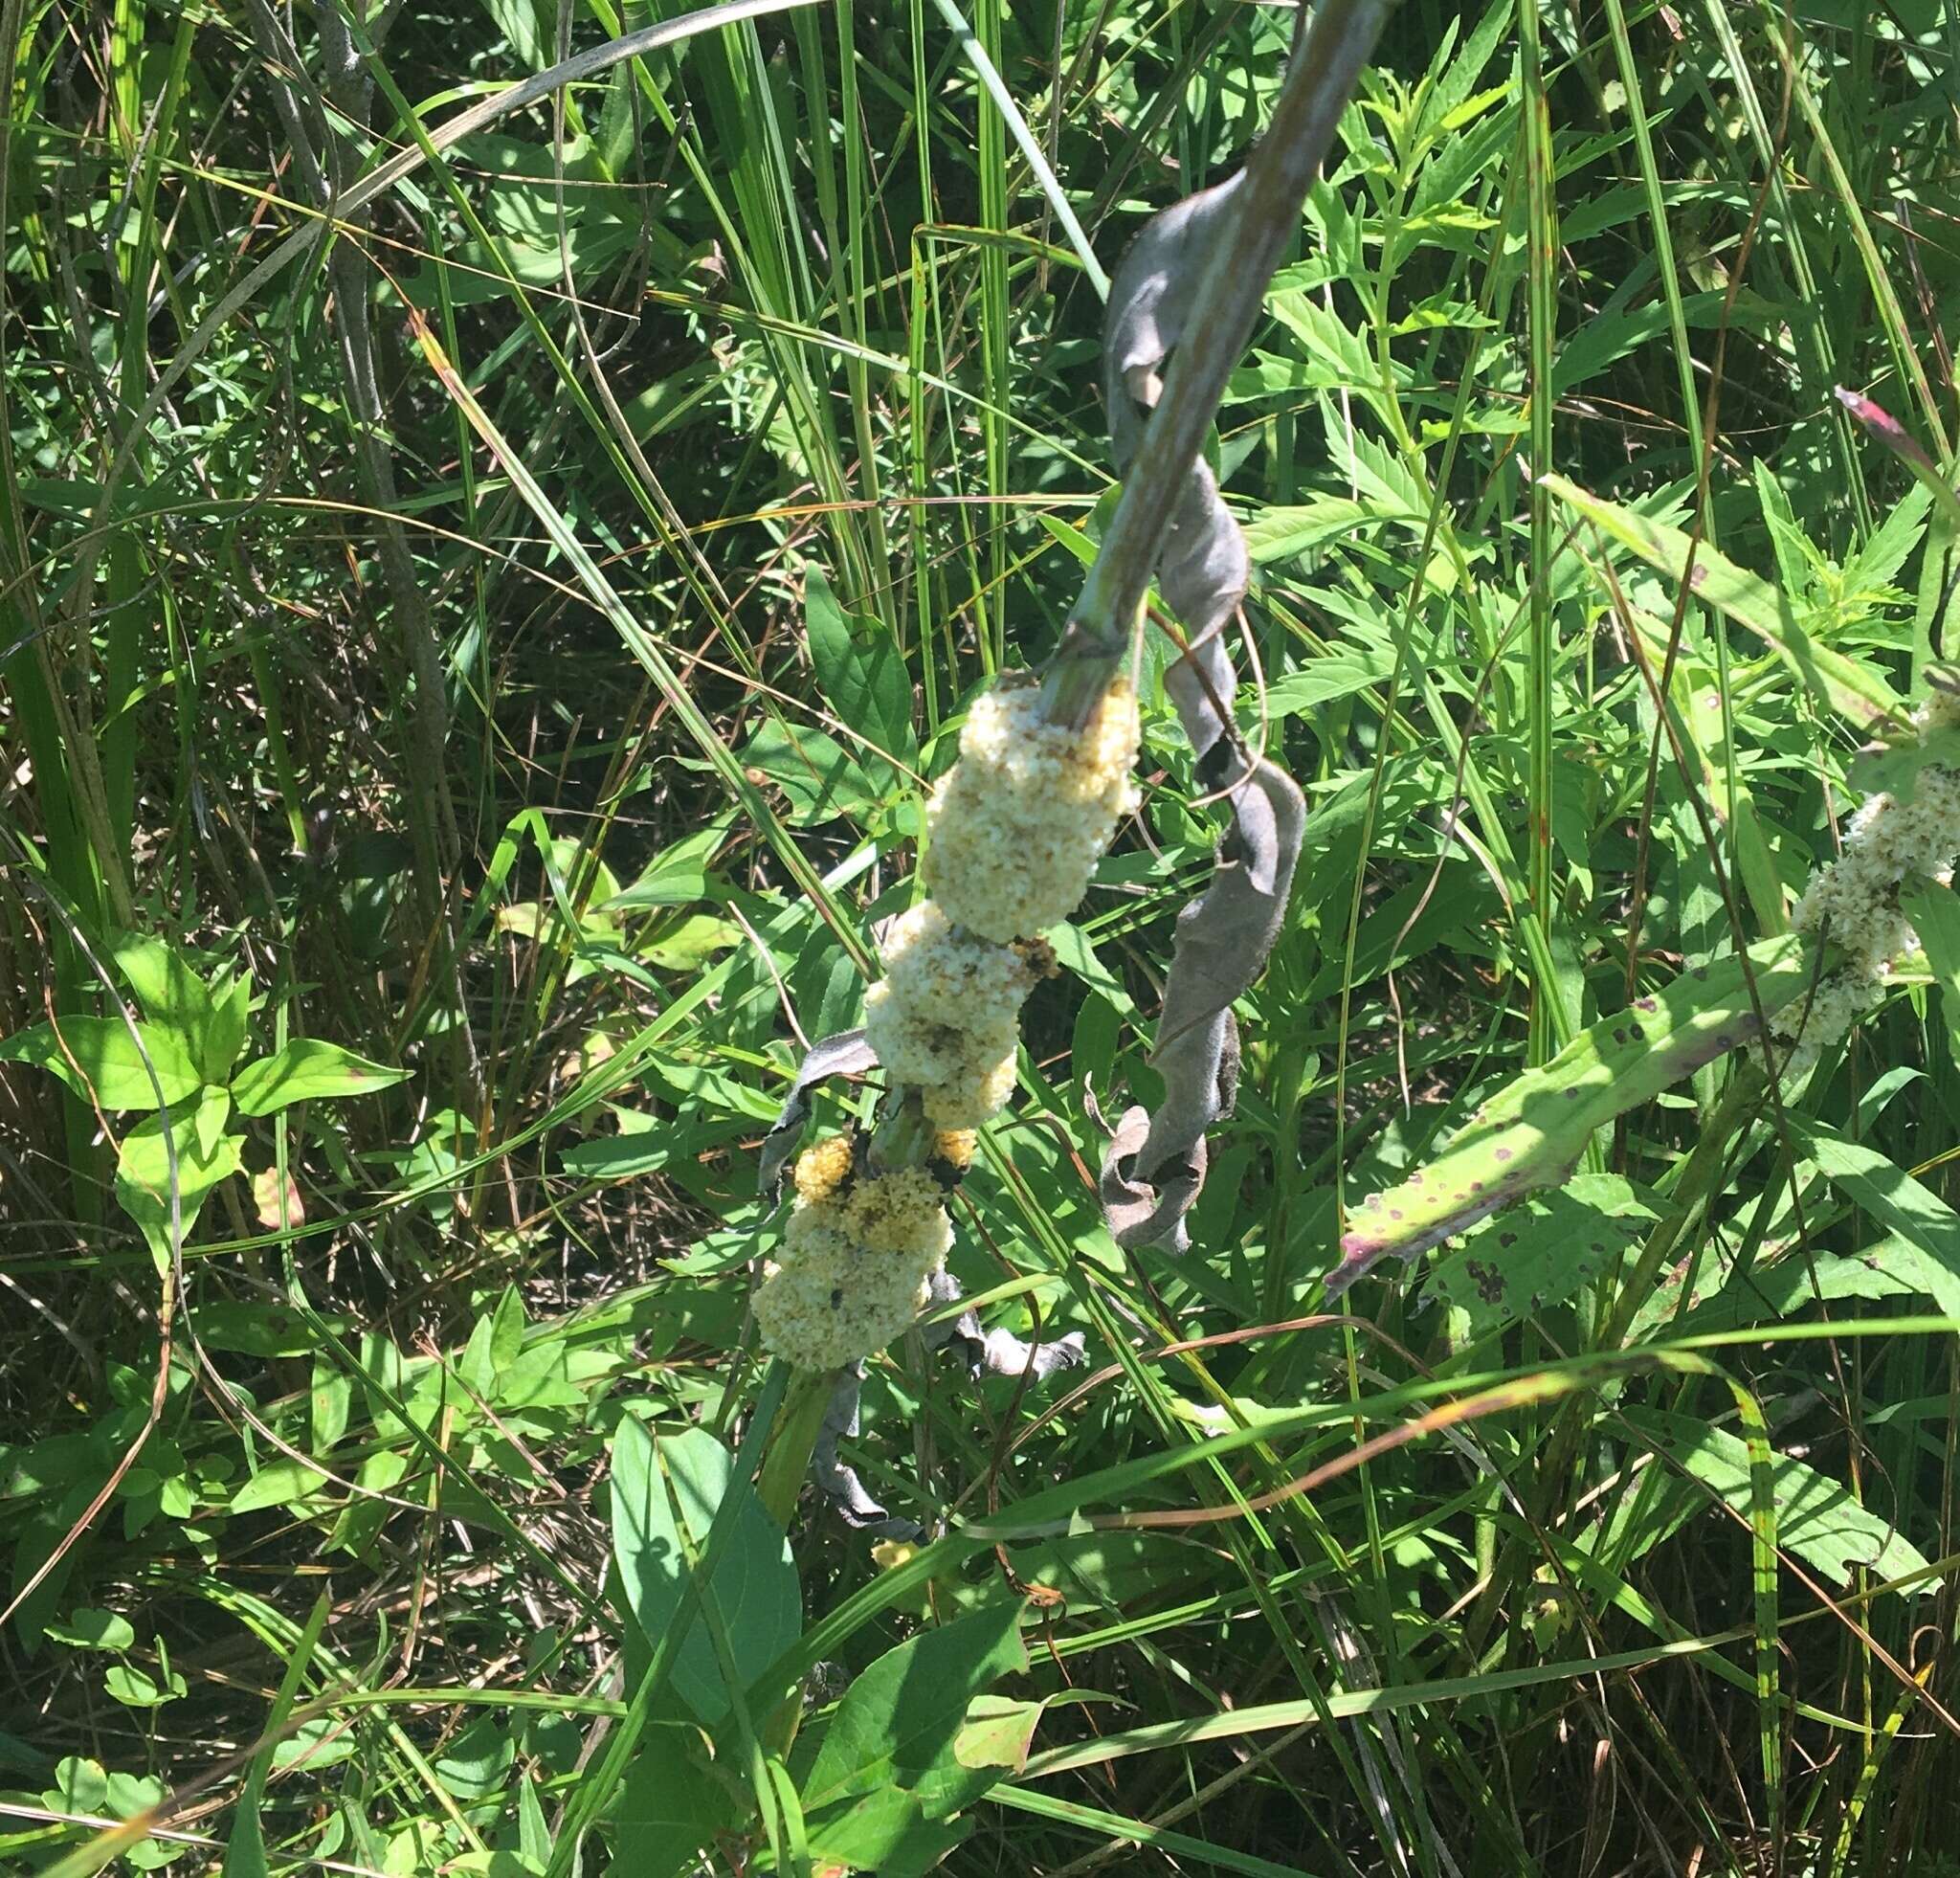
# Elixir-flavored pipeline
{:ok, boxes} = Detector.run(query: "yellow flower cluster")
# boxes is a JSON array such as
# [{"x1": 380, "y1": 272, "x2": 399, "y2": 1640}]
[
  {"x1": 1773, "y1": 689, "x2": 1960, "y2": 1074},
  {"x1": 754, "y1": 1151, "x2": 951, "y2": 1370},
  {"x1": 925, "y1": 676, "x2": 1141, "y2": 944}
]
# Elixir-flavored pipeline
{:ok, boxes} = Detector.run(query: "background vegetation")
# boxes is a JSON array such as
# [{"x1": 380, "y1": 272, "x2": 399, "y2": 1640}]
[{"x1": 5, "y1": 0, "x2": 1960, "y2": 1871}]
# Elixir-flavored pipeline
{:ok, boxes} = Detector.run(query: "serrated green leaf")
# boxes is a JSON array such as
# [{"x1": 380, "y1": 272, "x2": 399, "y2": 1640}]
[{"x1": 1543, "y1": 474, "x2": 1909, "y2": 737}]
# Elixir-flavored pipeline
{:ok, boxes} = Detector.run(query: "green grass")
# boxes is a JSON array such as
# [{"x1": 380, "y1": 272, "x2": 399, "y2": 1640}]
[{"x1": 6, "y1": 1, "x2": 1960, "y2": 1873}]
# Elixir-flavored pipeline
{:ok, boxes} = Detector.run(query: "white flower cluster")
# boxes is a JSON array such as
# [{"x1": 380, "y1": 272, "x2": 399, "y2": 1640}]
[
  {"x1": 925, "y1": 676, "x2": 1141, "y2": 945},
  {"x1": 754, "y1": 1150, "x2": 952, "y2": 1370},
  {"x1": 1773, "y1": 689, "x2": 1960, "y2": 1074},
  {"x1": 860, "y1": 674, "x2": 1140, "y2": 1127}
]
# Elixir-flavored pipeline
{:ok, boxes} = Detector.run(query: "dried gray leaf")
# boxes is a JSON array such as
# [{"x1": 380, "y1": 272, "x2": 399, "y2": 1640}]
[
  {"x1": 757, "y1": 1028, "x2": 878, "y2": 1194},
  {"x1": 1095, "y1": 172, "x2": 1307, "y2": 1253},
  {"x1": 811, "y1": 1370, "x2": 921, "y2": 1540}
]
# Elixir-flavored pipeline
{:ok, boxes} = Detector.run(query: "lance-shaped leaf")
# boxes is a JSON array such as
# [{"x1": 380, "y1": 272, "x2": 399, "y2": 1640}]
[
  {"x1": 1542, "y1": 474, "x2": 1910, "y2": 739},
  {"x1": 1329, "y1": 934, "x2": 1815, "y2": 1293}
]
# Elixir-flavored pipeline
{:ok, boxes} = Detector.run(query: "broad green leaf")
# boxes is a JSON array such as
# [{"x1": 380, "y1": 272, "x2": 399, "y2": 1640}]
[
  {"x1": 806, "y1": 566, "x2": 918, "y2": 776},
  {"x1": 115, "y1": 1088, "x2": 243, "y2": 1271},
  {"x1": 805, "y1": 1788, "x2": 969, "y2": 1876},
  {"x1": 802, "y1": 1600, "x2": 1027, "y2": 1818},
  {"x1": 434, "y1": 1716, "x2": 516, "y2": 1800},
  {"x1": 954, "y1": 1695, "x2": 1046, "y2": 1773},
  {"x1": 1796, "y1": 1124, "x2": 1960, "y2": 1317},
  {"x1": 43, "y1": 1607, "x2": 136, "y2": 1652},
  {"x1": 1847, "y1": 726, "x2": 1960, "y2": 803},
  {"x1": 1428, "y1": 1175, "x2": 1657, "y2": 1339},
  {"x1": 606, "y1": 825, "x2": 725, "y2": 910},
  {"x1": 0, "y1": 1016, "x2": 202, "y2": 1111},
  {"x1": 111, "y1": 935, "x2": 240, "y2": 1082},
  {"x1": 231, "y1": 1040, "x2": 411, "y2": 1116},
  {"x1": 612, "y1": 1724, "x2": 746, "y2": 1878},
  {"x1": 1620, "y1": 1410, "x2": 1932, "y2": 1592},
  {"x1": 561, "y1": 1116, "x2": 740, "y2": 1181},
  {"x1": 104, "y1": 1662, "x2": 185, "y2": 1707},
  {"x1": 230, "y1": 1459, "x2": 325, "y2": 1515},
  {"x1": 194, "y1": 1301, "x2": 346, "y2": 1358},
  {"x1": 736, "y1": 718, "x2": 884, "y2": 825},
  {"x1": 609, "y1": 1421, "x2": 799, "y2": 1726},
  {"x1": 638, "y1": 913, "x2": 742, "y2": 972},
  {"x1": 489, "y1": 1285, "x2": 526, "y2": 1373}
]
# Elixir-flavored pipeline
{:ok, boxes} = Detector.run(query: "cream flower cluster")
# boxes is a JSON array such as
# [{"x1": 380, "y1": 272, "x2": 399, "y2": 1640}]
[
  {"x1": 924, "y1": 676, "x2": 1141, "y2": 945},
  {"x1": 1773, "y1": 688, "x2": 1960, "y2": 1074},
  {"x1": 864, "y1": 902, "x2": 1038, "y2": 1128},
  {"x1": 859, "y1": 674, "x2": 1139, "y2": 1127},
  {"x1": 755, "y1": 1147, "x2": 952, "y2": 1369}
]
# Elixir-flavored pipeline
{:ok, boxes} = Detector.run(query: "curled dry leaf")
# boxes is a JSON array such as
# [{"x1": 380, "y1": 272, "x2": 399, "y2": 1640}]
[{"x1": 1096, "y1": 169, "x2": 1306, "y2": 1255}]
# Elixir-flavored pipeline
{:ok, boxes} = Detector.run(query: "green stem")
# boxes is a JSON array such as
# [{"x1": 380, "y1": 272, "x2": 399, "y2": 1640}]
[
  {"x1": 754, "y1": 1361, "x2": 839, "y2": 1530},
  {"x1": 1043, "y1": 0, "x2": 1392, "y2": 712}
]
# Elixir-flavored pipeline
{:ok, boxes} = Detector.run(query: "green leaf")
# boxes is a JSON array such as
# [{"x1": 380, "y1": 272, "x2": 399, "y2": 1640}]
[
  {"x1": 230, "y1": 1459, "x2": 325, "y2": 1515},
  {"x1": 1620, "y1": 1410, "x2": 1932, "y2": 1592},
  {"x1": 231, "y1": 1040, "x2": 411, "y2": 1116},
  {"x1": 561, "y1": 1116, "x2": 739, "y2": 1181},
  {"x1": 1795, "y1": 1124, "x2": 1960, "y2": 1317},
  {"x1": 806, "y1": 566, "x2": 918, "y2": 778},
  {"x1": 606, "y1": 825, "x2": 725, "y2": 910},
  {"x1": 737, "y1": 718, "x2": 884, "y2": 826},
  {"x1": 953, "y1": 1695, "x2": 1047, "y2": 1774},
  {"x1": 205, "y1": 970, "x2": 252, "y2": 1084},
  {"x1": 1428, "y1": 1175, "x2": 1657, "y2": 1339},
  {"x1": 115, "y1": 1088, "x2": 243, "y2": 1271},
  {"x1": 0, "y1": 1016, "x2": 203, "y2": 1110},
  {"x1": 805, "y1": 1789, "x2": 969, "y2": 1876},
  {"x1": 1847, "y1": 727, "x2": 1960, "y2": 804},
  {"x1": 1903, "y1": 878, "x2": 1960, "y2": 1061},
  {"x1": 611, "y1": 1724, "x2": 746, "y2": 1878},
  {"x1": 434, "y1": 1716, "x2": 516, "y2": 1801},
  {"x1": 802, "y1": 1600, "x2": 1028, "y2": 1818},
  {"x1": 104, "y1": 1661, "x2": 186, "y2": 1707},
  {"x1": 1257, "y1": 645, "x2": 1398, "y2": 717},
  {"x1": 111, "y1": 934, "x2": 241, "y2": 1083},
  {"x1": 43, "y1": 1607, "x2": 136, "y2": 1652},
  {"x1": 609, "y1": 1421, "x2": 800, "y2": 1726}
]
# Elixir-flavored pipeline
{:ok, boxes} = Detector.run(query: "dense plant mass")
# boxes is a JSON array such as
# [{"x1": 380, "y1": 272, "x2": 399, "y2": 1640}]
[{"x1": 7, "y1": 1, "x2": 1960, "y2": 1873}]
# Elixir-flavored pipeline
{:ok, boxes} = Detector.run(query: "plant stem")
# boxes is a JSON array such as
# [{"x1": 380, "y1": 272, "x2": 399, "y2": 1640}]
[
  {"x1": 754, "y1": 1361, "x2": 839, "y2": 1529},
  {"x1": 1043, "y1": 0, "x2": 1392, "y2": 712}
]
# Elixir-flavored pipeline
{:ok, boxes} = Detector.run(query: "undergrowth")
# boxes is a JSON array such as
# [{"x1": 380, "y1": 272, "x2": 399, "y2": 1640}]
[{"x1": 5, "y1": 0, "x2": 1960, "y2": 1872}]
